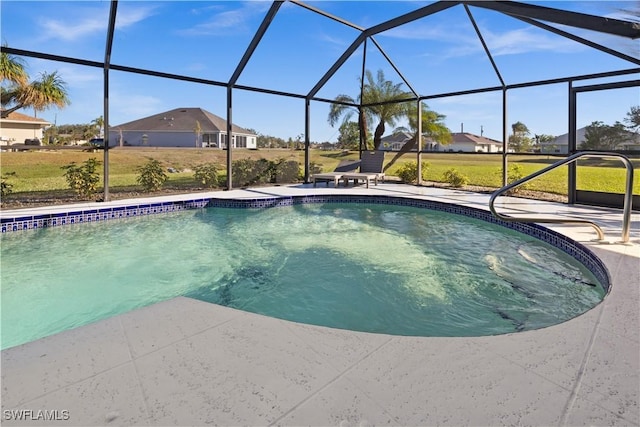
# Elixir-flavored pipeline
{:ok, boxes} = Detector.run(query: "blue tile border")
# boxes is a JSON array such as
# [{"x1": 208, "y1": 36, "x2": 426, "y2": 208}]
[{"x1": 0, "y1": 194, "x2": 610, "y2": 291}]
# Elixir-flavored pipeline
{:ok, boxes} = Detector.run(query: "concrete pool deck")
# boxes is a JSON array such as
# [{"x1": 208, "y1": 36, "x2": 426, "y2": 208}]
[{"x1": 1, "y1": 184, "x2": 638, "y2": 426}]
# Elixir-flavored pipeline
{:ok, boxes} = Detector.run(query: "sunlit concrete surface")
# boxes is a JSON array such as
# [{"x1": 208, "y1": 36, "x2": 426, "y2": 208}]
[{"x1": 2, "y1": 184, "x2": 638, "y2": 426}]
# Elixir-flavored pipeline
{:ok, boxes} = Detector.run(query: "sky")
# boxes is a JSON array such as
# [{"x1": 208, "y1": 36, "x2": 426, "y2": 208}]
[{"x1": 1, "y1": 0, "x2": 639, "y2": 142}]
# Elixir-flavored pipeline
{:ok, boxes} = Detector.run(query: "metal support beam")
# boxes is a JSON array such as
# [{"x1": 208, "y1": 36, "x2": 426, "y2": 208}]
[
  {"x1": 464, "y1": 4, "x2": 505, "y2": 87},
  {"x1": 359, "y1": 38, "x2": 367, "y2": 154},
  {"x1": 226, "y1": 87, "x2": 233, "y2": 190},
  {"x1": 502, "y1": 88, "x2": 508, "y2": 186},
  {"x1": 568, "y1": 81, "x2": 576, "y2": 204},
  {"x1": 308, "y1": 33, "x2": 366, "y2": 99},
  {"x1": 366, "y1": 1, "x2": 460, "y2": 37},
  {"x1": 102, "y1": 0, "x2": 118, "y2": 202},
  {"x1": 514, "y1": 15, "x2": 640, "y2": 66},
  {"x1": 289, "y1": 0, "x2": 364, "y2": 31},
  {"x1": 370, "y1": 37, "x2": 419, "y2": 97},
  {"x1": 416, "y1": 99, "x2": 423, "y2": 185},
  {"x1": 229, "y1": 1, "x2": 283, "y2": 86},
  {"x1": 470, "y1": 0, "x2": 640, "y2": 39},
  {"x1": 304, "y1": 98, "x2": 311, "y2": 183}
]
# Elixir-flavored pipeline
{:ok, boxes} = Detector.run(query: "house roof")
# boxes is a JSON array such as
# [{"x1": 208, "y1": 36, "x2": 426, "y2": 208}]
[
  {"x1": 381, "y1": 131, "x2": 413, "y2": 143},
  {"x1": 543, "y1": 126, "x2": 640, "y2": 146},
  {"x1": 111, "y1": 108, "x2": 256, "y2": 135},
  {"x1": 450, "y1": 132, "x2": 502, "y2": 145},
  {"x1": 0, "y1": 110, "x2": 51, "y2": 125}
]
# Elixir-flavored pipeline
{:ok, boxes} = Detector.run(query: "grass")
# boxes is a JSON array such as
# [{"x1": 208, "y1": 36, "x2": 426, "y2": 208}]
[{"x1": 1, "y1": 147, "x2": 638, "y2": 202}]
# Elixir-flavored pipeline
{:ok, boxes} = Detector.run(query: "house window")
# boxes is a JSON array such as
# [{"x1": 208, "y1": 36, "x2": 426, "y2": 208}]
[
  {"x1": 236, "y1": 135, "x2": 247, "y2": 148},
  {"x1": 203, "y1": 133, "x2": 217, "y2": 147}
]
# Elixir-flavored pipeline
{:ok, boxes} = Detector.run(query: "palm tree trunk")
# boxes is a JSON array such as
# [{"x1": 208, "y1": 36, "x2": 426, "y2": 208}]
[
  {"x1": 1, "y1": 104, "x2": 23, "y2": 118},
  {"x1": 359, "y1": 109, "x2": 369, "y2": 151},
  {"x1": 373, "y1": 121, "x2": 385, "y2": 151},
  {"x1": 383, "y1": 133, "x2": 418, "y2": 172}
]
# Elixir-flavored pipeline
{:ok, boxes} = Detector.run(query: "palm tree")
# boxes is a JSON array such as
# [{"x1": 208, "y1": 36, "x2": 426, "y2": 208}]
[
  {"x1": 361, "y1": 69, "x2": 411, "y2": 150},
  {"x1": 328, "y1": 94, "x2": 373, "y2": 150},
  {"x1": 1, "y1": 60, "x2": 70, "y2": 118},
  {"x1": 384, "y1": 101, "x2": 452, "y2": 172},
  {"x1": 0, "y1": 48, "x2": 28, "y2": 86},
  {"x1": 91, "y1": 116, "x2": 104, "y2": 137},
  {"x1": 328, "y1": 69, "x2": 410, "y2": 151},
  {"x1": 1, "y1": 48, "x2": 28, "y2": 115}
]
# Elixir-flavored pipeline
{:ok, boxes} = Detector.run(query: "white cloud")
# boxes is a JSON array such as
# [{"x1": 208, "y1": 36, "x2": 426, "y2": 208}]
[
  {"x1": 483, "y1": 27, "x2": 583, "y2": 56},
  {"x1": 380, "y1": 17, "x2": 586, "y2": 60},
  {"x1": 115, "y1": 6, "x2": 159, "y2": 30},
  {"x1": 178, "y1": 1, "x2": 271, "y2": 37},
  {"x1": 35, "y1": 4, "x2": 157, "y2": 42}
]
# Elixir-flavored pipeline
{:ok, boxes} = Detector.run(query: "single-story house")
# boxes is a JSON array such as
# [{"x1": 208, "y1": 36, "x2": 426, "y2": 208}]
[
  {"x1": 439, "y1": 132, "x2": 503, "y2": 153},
  {"x1": 109, "y1": 107, "x2": 257, "y2": 149},
  {"x1": 379, "y1": 131, "x2": 441, "y2": 151},
  {"x1": 379, "y1": 131, "x2": 502, "y2": 153},
  {"x1": 539, "y1": 127, "x2": 640, "y2": 154},
  {"x1": 379, "y1": 131, "x2": 414, "y2": 151},
  {"x1": 0, "y1": 110, "x2": 51, "y2": 145}
]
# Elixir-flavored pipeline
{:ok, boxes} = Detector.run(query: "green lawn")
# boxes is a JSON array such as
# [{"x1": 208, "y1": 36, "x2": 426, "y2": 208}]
[{"x1": 2, "y1": 148, "x2": 638, "y2": 198}]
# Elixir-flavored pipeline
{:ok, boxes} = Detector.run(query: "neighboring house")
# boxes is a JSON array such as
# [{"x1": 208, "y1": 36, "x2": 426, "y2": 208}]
[
  {"x1": 379, "y1": 131, "x2": 502, "y2": 153},
  {"x1": 379, "y1": 131, "x2": 414, "y2": 151},
  {"x1": 540, "y1": 127, "x2": 640, "y2": 154},
  {"x1": 379, "y1": 131, "x2": 441, "y2": 151},
  {"x1": 539, "y1": 127, "x2": 585, "y2": 154},
  {"x1": 109, "y1": 107, "x2": 257, "y2": 149},
  {"x1": 0, "y1": 111, "x2": 51, "y2": 145},
  {"x1": 440, "y1": 132, "x2": 503, "y2": 153}
]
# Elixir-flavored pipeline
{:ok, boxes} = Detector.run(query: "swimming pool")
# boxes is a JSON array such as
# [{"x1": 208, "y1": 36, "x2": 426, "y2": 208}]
[{"x1": 0, "y1": 195, "x2": 608, "y2": 349}]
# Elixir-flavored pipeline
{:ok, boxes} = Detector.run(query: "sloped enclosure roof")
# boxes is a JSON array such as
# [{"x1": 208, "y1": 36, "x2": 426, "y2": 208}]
[
  {"x1": 2, "y1": 0, "x2": 639, "y2": 153},
  {"x1": 4, "y1": 1, "x2": 638, "y2": 104}
]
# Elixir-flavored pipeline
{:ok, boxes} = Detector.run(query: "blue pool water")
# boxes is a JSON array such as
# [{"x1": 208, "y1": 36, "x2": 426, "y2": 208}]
[{"x1": 1, "y1": 203, "x2": 605, "y2": 349}]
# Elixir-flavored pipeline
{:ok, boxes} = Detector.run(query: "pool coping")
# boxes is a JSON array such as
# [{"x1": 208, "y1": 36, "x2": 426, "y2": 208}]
[{"x1": 1, "y1": 183, "x2": 638, "y2": 426}]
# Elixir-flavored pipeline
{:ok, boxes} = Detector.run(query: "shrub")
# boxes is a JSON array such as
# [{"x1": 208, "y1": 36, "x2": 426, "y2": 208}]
[
  {"x1": 273, "y1": 159, "x2": 300, "y2": 184},
  {"x1": 137, "y1": 159, "x2": 167, "y2": 191},
  {"x1": 232, "y1": 158, "x2": 270, "y2": 187},
  {"x1": 396, "y1": 161, "x2": 429, "y2": 184},
  {"x1": 1, "y1": 172, "x2": 16, "y2": 199},
  {"x1": 193, "y1": 163, "x2": 220, "y2": 188},
  {"x1": 442, "y1": 168, "x2": 469, "y2": 187},
  {"x1": 62, "y1": 157, "x2": 101, "y2": 198},
  {"x1": 505, "y1": 164, "x2": 528, "y2": 194},
  {"x1": 309, "y1": 162, "x2": 323, "y2": 175}
]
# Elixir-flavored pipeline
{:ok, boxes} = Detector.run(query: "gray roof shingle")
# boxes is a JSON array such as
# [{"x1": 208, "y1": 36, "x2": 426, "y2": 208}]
[{"x1": 111, "y1": 107, "x2": 255, "y2": 135}]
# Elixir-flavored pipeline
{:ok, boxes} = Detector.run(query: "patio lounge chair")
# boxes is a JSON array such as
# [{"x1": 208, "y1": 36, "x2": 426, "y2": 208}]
[
  {"x1": 342, "y1": 151, "x2": 386, "y2": 188},
  {"x1": 311, "y1": 159, "x2": 361, "y2": 187}
]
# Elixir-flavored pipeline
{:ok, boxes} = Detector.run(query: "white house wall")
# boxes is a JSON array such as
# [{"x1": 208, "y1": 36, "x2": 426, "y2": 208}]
[
  {"x1": 109, "y1": 131, "x2": 256, "y2": 148},
  {"x1": 0, "y1": 122, "x2": 45, "y2": 145},
  {"x1": 440, "y1": 142, "x2": 475, "y2": 152}
]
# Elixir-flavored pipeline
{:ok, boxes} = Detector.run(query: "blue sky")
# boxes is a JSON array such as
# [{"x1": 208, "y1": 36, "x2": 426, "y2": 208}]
[{"x1": 2, "y1": 0, "x2": 638, "y2": 142}]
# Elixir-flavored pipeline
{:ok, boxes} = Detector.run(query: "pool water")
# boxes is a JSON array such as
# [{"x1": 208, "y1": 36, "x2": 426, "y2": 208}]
[{"x1": 1, "y1": 203, "x2": 605, "y2": 349}]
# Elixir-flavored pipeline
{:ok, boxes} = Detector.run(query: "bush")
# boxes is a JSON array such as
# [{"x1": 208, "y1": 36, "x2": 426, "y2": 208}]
[
  {"x1": 62, "y1": 157, "x2": 101, "y2": 198},
  {"x1": 1, "y1": 172, "x2": 16, "y2": 199},
  {"x1": 231, "y1": 158, "x2": 303, "y2": 187},
  {"x1": 137, "y1": 159, "x2": 167, "y2": 191},
  {"x1": 505, "y1": 164, "x2": 528, "y2": 194},
  {"x1": 396, "y1": 161, "x2": 429, "y2": 184},
  {"x1": 442, "y1": 168, "x2": 469, "y2": 187},
  {"x1": 193, "y1": 163, "x2": 220, "y2": 188},
  {"x1": 232, "y1": 158, "x2": 270, "y2": 187},
  {"x1": 273, "y1": 159, "x2": 300, "y2": 184},
  {"x1": 309, "y1": 162, "x2": 323, "y2": 175}
]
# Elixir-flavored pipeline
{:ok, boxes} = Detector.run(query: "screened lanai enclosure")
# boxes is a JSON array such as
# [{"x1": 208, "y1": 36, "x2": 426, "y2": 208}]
[{"x1": 2, "y1": 0, "x2": 639, "y2": 207}]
